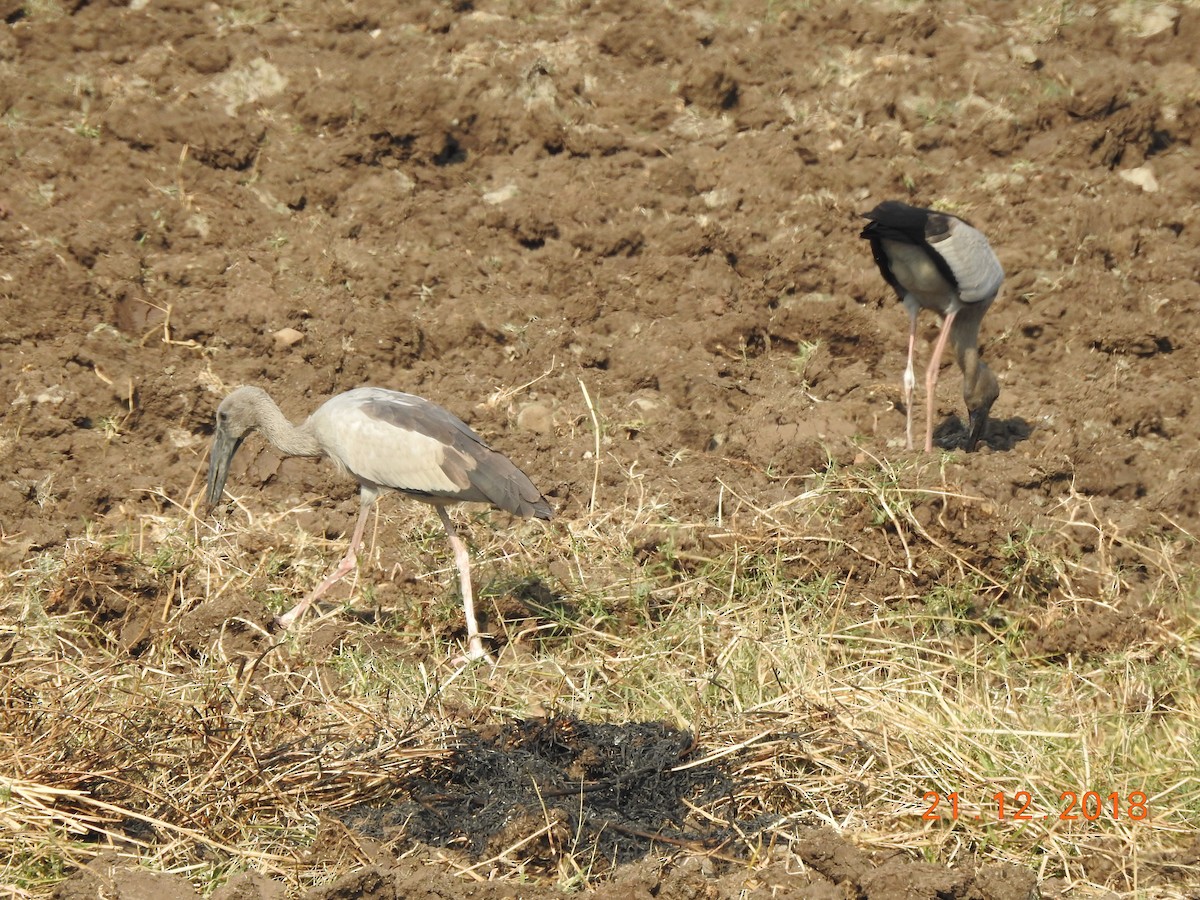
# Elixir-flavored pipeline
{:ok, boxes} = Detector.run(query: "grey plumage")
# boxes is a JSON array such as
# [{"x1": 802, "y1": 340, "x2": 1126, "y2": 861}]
[
  {"x1": 860, "y1": 200, "x2": 1004, "y2": 452},
  {"x1": 350, "y1": 390, "x2": 550, "y2": 517},
  {"x1": 205, "y1": 385, "x2": 551, "y2": 662}
]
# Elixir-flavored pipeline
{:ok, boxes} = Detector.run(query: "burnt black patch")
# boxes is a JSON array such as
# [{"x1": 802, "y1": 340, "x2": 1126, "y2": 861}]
[{"x1": 337, "y1": 715, "x2": 745, "y2": 874}]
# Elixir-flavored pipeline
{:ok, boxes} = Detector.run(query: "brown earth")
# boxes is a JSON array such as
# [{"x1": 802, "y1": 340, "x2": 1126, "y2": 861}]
[{"x1": 3, "y1": 0, "x2": 1199, "y2": 897}]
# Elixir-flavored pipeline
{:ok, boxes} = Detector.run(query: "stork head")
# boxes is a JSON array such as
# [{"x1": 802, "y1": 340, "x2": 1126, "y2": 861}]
[
  {"x1": 205, "y1": 386, "x2": 269, "y2": 508},
  {"x1": 964, "y1": 365, "x2": 999, "y2": 452}
]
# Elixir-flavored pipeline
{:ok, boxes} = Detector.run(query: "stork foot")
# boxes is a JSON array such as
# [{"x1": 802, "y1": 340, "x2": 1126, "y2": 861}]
[
  {"x1": 451, "y1": 636, "x2": 496, "y2": 668},
  {"x1": 273, "y1": 608, "x2": 307, "y2": 630}
]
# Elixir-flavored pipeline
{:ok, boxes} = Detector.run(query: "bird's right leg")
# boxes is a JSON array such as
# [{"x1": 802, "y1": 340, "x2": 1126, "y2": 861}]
[
  {"x1": 903, "y1": 307, "x2": 919, "y2": 450},
  {"x1": 276, "y1": 503, "x2": 372, "y2": 628},
  {"x1": 924, "y1": 310, "x2": 958, "y2": 453},
  {"x1": 436, "y1": 505, "x2": 493, "y2": 665}
]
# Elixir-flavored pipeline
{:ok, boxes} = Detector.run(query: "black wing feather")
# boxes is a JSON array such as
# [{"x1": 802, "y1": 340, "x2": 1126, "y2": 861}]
[{"x1": 860, "y1": 200, "x2": 962, "y2": 293}]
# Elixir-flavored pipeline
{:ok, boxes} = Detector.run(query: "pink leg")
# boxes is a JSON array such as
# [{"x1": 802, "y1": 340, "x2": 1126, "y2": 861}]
[
  {"x1": 903, "y1": 309, "x2": 919, "y2": 450},
  {"x1": 276, "y1": 502, "x2": 372, "y2": 628},
  {"x1": 436, "y1": 505, "x2": 492, "y2": 664},
  {"x1": 924, "y1": 310, "x2": 958, "y2": 453}
]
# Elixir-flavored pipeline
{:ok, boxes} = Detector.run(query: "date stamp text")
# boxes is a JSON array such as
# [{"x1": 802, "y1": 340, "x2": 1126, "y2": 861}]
[{"x1": 921, "y1": 791, "x2": 1149, "y2": 822}]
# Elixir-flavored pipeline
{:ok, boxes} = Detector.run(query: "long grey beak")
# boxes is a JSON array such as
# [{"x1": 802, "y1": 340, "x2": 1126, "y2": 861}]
[
  {"x1": 965, "y1": 403, "x2": 992, "y2": 453},
  {"x1": 205, "y1": 429, "x2": 244, "y2": 508}
]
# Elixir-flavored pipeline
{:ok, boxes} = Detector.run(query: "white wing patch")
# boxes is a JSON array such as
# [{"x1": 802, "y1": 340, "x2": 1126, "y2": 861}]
[
  {"x1": 934, "y1": 220, "x2": 1004, "y2": 304},
  {"x1": 313, "y1": 404, "x2": 464, "y2": 494}
]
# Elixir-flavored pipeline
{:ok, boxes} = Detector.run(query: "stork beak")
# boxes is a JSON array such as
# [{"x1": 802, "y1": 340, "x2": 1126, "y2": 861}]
[
  {"x1": 965, "y1": 404, "x2": 992, "y2": 453},
  {"x1": 205, "y1": 429, "x2": 244, "y2": 508}
]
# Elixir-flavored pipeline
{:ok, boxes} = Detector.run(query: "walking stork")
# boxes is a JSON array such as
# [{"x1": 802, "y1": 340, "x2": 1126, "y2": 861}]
[
  {"x1": 205, "y1": 385, "x2": 553, "y2": 663},
  {"x1": 860, "y1": 200, "x2": 1004, "y2": 452}
]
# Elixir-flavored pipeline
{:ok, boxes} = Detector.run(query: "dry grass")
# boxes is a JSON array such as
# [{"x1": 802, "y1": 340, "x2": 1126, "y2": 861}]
[{"x1": 2, "y1": 456, "x2": 1198, "y2": 898}]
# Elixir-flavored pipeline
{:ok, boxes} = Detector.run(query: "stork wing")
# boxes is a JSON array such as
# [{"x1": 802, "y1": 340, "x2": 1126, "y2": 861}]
[
  {"x1": 312, "y1": 389, "x2": 550, "y2": 517},
  {"x1": 927, "y1": 216, "x2": 1004, "y2": 304},
  {"x1": 861, "y1": 201, "x2": 959, "y2": 295},
  {"x1": 339, "y1": 404, "x2": 471, "y2": 494}
]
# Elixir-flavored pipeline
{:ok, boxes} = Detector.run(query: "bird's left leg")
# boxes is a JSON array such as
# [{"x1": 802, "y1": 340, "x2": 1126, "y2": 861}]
[
  {"x1": 436, "y1": 505, "x2": 493, "y2": 665},
  {"x1": 924, "y1": 310, "x2": 958, "y2": 453},
  {"x1": 276, "y1": 502, "x2": 372, "y2": 628}
]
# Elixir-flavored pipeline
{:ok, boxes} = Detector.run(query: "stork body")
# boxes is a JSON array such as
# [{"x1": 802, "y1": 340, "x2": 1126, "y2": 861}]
[
  {"x1": 860, "y1": 200, "x2": 1004, "y2": 452},
  {"x1": 205, "y1": 386, "x2": 552, "y2": 662}
]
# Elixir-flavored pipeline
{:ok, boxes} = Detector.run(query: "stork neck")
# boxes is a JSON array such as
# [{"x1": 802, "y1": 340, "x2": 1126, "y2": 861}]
[
  {"x1": 255, "y1": 396, "x2": 323, "y2": 458},
  {"x1": 956, "y1": 344, "x2": 999, "y2": 412},
  {"x1": 956, "y1": 342, "x2": 982, "y2": 381}
]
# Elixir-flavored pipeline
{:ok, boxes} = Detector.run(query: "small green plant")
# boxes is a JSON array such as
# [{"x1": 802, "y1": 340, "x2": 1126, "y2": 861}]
[
  {"x1": 789, "y1": 339, "x2": 820, "y2": 389},
  {"x1": 96, "y1": 415, "x2": 122, "y2": 442}
]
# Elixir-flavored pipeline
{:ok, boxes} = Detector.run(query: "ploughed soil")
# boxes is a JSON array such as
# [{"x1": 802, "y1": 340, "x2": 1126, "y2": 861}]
[{"x1": 3, "y1": 0, "x2": 1199, "y2": 898}]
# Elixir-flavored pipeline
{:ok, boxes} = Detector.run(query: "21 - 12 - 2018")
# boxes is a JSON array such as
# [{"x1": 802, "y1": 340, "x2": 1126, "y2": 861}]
[{"x1": 922, "y1": 791, "x2": 1149, "y2": 822}]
